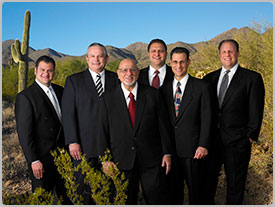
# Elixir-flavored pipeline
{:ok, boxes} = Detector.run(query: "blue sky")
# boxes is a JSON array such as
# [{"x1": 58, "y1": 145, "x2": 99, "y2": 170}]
[{"x1": 2, "y1": 2, "x2": 273, "y2": 56}]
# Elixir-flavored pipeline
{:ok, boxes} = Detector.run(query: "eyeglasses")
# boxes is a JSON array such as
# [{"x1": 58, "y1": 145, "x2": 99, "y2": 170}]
[{"x1": 118, "y1": 68, "x2": 138, "y2": 73}]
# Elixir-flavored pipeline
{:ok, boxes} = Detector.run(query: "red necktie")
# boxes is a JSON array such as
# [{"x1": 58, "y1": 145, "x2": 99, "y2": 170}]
[
  {"x1": 152, "y1": 70, "x2": 160, "y2": 89},
  {"x1": 128, "y1": 92, "x2": 136, "y2": 128}
]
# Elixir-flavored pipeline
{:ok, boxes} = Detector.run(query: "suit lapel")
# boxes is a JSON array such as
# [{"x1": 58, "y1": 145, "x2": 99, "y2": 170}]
[
  {"x1": 116, "y1": 86, "x2": 134, "y2": 130},
  {"x1": 221, "y1": 66, "x2": 242, "y2": 108},
  {"x1": 176, "y1": 77, "x2": 193, "y2": 122},
  {"x1": 33, "y1": 82, "x2": 60, "y2": 122},
  {"x1": 105, "y1": 70, "x2": 116, "y2": 91},
  {"x1": 83, "y1": 69, "x2": 99, "y2": 97},
  {"x1": 164, "y1": 82, "x2": 177, "y2": 123},
  {"x1": 134, "y1": 85, "x2": 146, "y2": 133}
]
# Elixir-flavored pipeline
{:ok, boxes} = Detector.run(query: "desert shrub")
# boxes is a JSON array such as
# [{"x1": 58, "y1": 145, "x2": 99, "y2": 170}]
[{"x1": 51, "y1": 147, "x2": 128, "y2": 205}]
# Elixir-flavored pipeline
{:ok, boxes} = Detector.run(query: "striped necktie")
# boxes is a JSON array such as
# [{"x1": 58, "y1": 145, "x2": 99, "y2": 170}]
[
  {"x1": 174, "y1": 82, "x2": 182, "y2": 117},
  {"x1": 152, "y1": 70, "x2": 160, "y2": 89},
  {"x1": 96, "y1": 74, "x2": 103, "y2": 98},
  {"x1": 218, "y1": 70, "x2": 230, "y2": 107}
]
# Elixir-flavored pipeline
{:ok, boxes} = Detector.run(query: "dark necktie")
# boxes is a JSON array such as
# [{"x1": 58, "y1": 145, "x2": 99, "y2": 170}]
[
  {"x1": 152, "y1": 70, "x2": 160, "y2": 89},
  {"x1": 218, "y1": 70, "x2": 230, "y2": 107},
  {"x1": 96, "y1": 74, "x2": 103, "y2": 98},
  {"x1": 128, "y1": 92, "x2": 136, "y2": 128},
  {"x1": 174, "y1": 82, "x2": 182, "y2": 117}
]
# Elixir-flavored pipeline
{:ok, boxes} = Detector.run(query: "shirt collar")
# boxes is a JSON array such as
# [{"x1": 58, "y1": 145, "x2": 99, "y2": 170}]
[
  {"x1": 88, "y1": 68, "x2": 105, "y2": 81},
  {"x1": 35, "y1": 79, "x2": 52, "y2": 93},
  {"x1": 221, "y1": 63, "x2": 239, "y2": 74},
  {"x1": 149, "y1": 64, "x2": 166, "y2": 76},
  {"x1": 173, "y1": 73, "x2": 189, "y2": 87},
  {"x1": 121, "y1": 82, "x2": 138, "y2": 100}
]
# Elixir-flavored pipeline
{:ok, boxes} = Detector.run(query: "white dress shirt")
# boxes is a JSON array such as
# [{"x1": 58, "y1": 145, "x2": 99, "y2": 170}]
[
  {"x1": 217, "y1": 63, "x2": 238, "y2": 96},
  {"x1": 172, "y1": 74, "x2": 189, "y2": 100},
  {"x1": 149, "y1": 64, "x2": 167, "y2": 87},
  {"x1": 34, "y1": 79, "x2": 62, "y2": 164},
  {"x1": 121, "y1": 82, "x2": 138, "y2": 107},
  {"x1": 88, "y1": 68, "x2": 105, "y2": 91}
]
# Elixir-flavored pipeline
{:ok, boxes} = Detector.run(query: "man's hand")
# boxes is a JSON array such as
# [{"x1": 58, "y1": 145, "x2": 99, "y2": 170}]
[
  {"x1": 31, "y1": 161, "x2": 45, "y2": 179},
  {"x1": 69, "y1": 143, "x2": 82, "y2": 160},
  {"x1": 162, "y1": 155, "x2": 172, "y2": 175},
  {"x1": 102, "y1": 161, "x2": 118, "y2": 177},
  {"x1": 194, "y1": 146, "x2": 208, "y2": 159}
]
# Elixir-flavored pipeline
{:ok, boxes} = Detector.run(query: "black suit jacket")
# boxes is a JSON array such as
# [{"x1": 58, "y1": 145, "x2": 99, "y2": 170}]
[
  {"x1": 61, "y1": 69, "x2": 118, "y2": 158},
  {"x1": 203, "y1": 66, "x2": 265, "y2": 146},
  {"x1": 15, "y1": 82, "x2": 64, "y2": 165},
  {"x1": 160, "y1": 76, "x2": 212, "y2": 158},
  {"x1": 138, "y1": 64, "x2": 174, "y2": 87},
  {"x1": 98, "y1": 83, "x2": 172, "y2": 170}
]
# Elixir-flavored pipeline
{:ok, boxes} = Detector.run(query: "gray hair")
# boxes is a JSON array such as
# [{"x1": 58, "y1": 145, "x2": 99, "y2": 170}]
[{"x1": 86, "y1": 42, "x2": 108, "y2": 57}]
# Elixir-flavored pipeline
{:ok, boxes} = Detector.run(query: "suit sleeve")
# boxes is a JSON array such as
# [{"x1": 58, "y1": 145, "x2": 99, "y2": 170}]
[
  {"x1": 97, "y1": 96, "x2": 111, "y2": 157},
  {"x1": 199, "y1": 82, "x2": 212, "y2": 149},
  {"x1": 15, "y1": 94, "x2": 39, "y2": 163},
  {"x1": 247, "y1": 74, "x2": 265, "y2": 141},
  {"x1": 61, "y1": 77, "x2": 80, "y2": 145},
  {"x1": 157, "y1": 91, "x2": 173, "y2": 155}
]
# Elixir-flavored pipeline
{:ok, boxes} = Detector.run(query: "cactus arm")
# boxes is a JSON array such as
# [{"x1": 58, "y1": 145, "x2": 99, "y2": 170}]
[
  {"x1": 21, "y1": 10, "x2": 30, "y2": 56},
  {"x1": 11, "y1": 39, "x2": 23, "y2": 62}
]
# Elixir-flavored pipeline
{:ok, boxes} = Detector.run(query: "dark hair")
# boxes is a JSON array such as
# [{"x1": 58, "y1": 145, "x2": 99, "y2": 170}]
[
  {"x1": 147, "y1": 38, "x2": 167, "y2": 52},
  {"x1": 35, "y1": 55, "x2": 55, "y2": 69},
  {"x1": 87, "y1": 42, "x2": 108, "y2": 57},
  {"x1": 218, "y1": 39, "x2": 239, "y2": 52},
  {"x1": 170, "y1": 47, "x2": 190, "y2": 60}
]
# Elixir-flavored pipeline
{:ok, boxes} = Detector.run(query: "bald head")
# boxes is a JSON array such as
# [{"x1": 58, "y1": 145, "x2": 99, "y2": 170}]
[{"x1": 117, "y1": 59, "x2": 139, "y2": 91}]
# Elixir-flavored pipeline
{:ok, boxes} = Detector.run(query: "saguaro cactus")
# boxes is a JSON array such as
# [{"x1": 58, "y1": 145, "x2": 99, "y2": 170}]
[{"x1": 11, "y1": 10, "x2": 31, "y2": 93}]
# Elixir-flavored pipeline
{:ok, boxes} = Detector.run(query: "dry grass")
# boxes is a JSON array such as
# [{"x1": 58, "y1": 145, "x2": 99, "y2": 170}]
[{"x1": 2, "y1": 100, "x2": 273, "y2": 204}]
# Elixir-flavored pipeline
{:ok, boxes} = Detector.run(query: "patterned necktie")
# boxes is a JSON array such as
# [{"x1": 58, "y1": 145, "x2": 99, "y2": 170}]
[
  {"x1": 174, "y1": 82, "x2": 182, "y2": 117},
  {"x1": 152, "y1": 70, "x2": 160, "y2": 89},
  {"x1": 128, "y1": 92, "x2": 136, "y2": 128},
  {"x1": 96, "y1": 74, "x2": 103, "y2": 98},
  {"x1": 47, "y1": 87, "x2": 61, "y2": 121},
  {"x1": 218, "y1": 70, "x2": 230, "y2": 107}
]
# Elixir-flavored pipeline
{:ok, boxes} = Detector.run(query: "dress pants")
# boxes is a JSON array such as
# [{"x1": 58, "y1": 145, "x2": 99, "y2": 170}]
[
  {"x1": 29, "y1": 160, "x2": 72, "y2": 204},
  {"x1": 122, "y1": 157, "x2": 169, "y2": 205},
  {"x1": 73, "y1": 157, "x2": 100, "y2": 205},
  {"x1": 205, "y1": 136, "x2": 251, "y2": 204},
  {"x1": 172, "y1": 156, "x2": 207, "y2": 204}
]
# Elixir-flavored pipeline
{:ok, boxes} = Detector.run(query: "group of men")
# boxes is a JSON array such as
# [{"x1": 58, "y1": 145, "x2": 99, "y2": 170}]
[{"x1": 15, "y1": 38, "x2": 265, "y2": 205}]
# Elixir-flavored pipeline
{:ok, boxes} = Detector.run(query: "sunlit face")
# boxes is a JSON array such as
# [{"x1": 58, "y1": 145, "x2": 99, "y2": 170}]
[
  {"x1": 219, "y1": 42, "x2": 240, "y2": 70},
  {"x1": 117, "y1": 59, "x2": 139, "y2": 91},
  {"x1": 170, "y1": 53, "x2": 190, "y2": 81},
  {"x1": 34, "y1": 61, "x2": 55, "y2": 87},
  {"x1": 148, "y1": 42, "x2": 167, "y2": 69},
  {"x1": 86, "y1": 46, "x2": 109, "y2": 73}
]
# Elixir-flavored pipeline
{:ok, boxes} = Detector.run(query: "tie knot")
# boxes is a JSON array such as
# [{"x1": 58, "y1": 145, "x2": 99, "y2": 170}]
[
  {"x1": 129, "y1": 92, "x2": 134, "y2": 100},
  {"x1": 97, "y1": 74, "x2": 101, "y2": 79},
  {"x1": 224, "y1": 70, "x2": 230, "y2": 75},
  {"x1": 154, "y1": 70, "x2": 159, "y2": 75},
  {"x1": 177, "y1": 82, "x2": 181, "y2": 87}
]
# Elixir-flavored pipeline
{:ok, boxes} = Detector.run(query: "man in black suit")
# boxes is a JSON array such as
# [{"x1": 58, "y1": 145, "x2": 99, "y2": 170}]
[
  {"x1": 138, "y1": 38, "x2": 173, "y2": 89},
  {"x1": 160, "y1": 47, "x2": 212, "y2": 204},
  {"x1": 203, "y1": 39, "x2": 265, "y2": 204},
  {"x1": 98, "y1": 59, "x2": 172, "y2": 204},
  {"x1": 15, "y1": 55, "x2": 70, "y2": 204},
  {"x1": 61, "y1": 43, "x2": 118, "y2": 204}
]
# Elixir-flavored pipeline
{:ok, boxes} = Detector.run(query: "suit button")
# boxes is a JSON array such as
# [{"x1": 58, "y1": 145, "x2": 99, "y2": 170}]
[
  {"x1": 175, "y1": 126, "x2": 178, "y2": 129},
  {"x1": 131, "y1": 147, "x2": 135, "y2": 150},
  {"x1": 218, "y1": 113, "x2": 222, "y2": 116},
  {"x1": 50, "y1": 128, "x2": 54, "y2": 131}
]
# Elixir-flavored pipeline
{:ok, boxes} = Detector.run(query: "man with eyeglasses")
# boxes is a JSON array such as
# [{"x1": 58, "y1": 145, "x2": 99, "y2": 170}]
[{"x1": 97, "y1": 59, "x2": 172, "y2": 204}]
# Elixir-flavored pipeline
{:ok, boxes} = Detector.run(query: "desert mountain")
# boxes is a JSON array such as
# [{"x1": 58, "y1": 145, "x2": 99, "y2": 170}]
[{"x1": 2, "y1": 27, "x2": 255, "y2": 67}]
